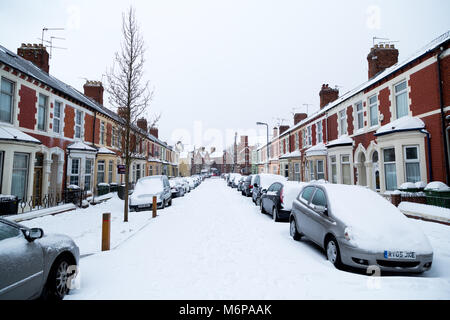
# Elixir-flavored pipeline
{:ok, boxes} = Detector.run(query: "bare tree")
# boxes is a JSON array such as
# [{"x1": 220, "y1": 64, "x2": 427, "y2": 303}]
[{"x1": 106, "y1": 6, "x2": 154, "y2": 222}]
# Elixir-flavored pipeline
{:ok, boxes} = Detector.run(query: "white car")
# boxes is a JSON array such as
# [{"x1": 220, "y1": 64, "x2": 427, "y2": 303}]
[{"x1": 129, "y1": 175, "x2": 172, "y2": 211}]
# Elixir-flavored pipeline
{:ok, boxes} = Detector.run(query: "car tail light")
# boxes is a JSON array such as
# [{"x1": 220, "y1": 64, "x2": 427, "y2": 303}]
[
  {"x1": 280, "y1": 187, "x2": 284, "y2": 204},
  {"x1": 249, "y1": 185, "x2": 253, "y2": 189}
]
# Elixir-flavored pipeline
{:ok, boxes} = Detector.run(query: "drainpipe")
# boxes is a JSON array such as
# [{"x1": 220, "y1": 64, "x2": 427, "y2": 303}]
[
  {"x1": 437, "y1": 47, "x2": 450, "y2": 184},
  {"x1": 92, "y1": 111, "x2": 97, "y2": 148},
  {"x1": 421, "y1": 129, "x2": 433, "y2": 182}
]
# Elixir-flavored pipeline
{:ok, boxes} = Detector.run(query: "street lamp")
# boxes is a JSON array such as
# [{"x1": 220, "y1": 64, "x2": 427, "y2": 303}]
[{"x1": 256, "y1": 122, "x2": 269, "y2": 173}]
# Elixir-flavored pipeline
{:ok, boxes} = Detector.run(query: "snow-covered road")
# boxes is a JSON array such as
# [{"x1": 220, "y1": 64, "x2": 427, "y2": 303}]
[{"x1": 67, "y1": 178, "x2": 450, "y2": 299}]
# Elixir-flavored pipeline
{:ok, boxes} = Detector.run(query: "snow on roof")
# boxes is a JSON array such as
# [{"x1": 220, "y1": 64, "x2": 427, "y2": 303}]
[
  {"x1": 97, "y1": 147, "x2": 116, "y2": 155},
  {"x1": 375, "y1": 116, "x2": 425, "y2": 136},
  {"x1": 67, "y1": 141, "x2": 97, "y2": 152},
  {"x1": 280, "y1": 150, "x2": 301, "y2": 159},
  {"x1": 0, "y1": 125, "x2": 41, "y2": 144},
  {"x1": 326, "y1": 135, "x2": 353, "y2": 148},
  {"x1": 272, "y1": 30, "x2": 450, "y2": 138},
  {"x1": 305, "y1": 143, "x2": 327, "y2": 157}
]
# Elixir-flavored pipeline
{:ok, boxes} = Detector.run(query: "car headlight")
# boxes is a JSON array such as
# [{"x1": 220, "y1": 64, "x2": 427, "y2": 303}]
[{"x1": 344, "y1": 227, "x2": 353, "y2": 241}]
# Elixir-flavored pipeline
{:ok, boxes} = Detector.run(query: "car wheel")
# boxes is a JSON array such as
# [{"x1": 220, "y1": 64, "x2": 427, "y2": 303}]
[
  {"x1": 42, "y1": 256, "x2": 75, "y2": 300},
  {"x1": 290, "y1": 219, "x2": 301, "y2": 241},
  {"x1": 168, "y1": 198, "x2": 172, "y2": 206},
  {"x1": 161, "y1": 200, "x2": 165, "y2": 210},
  {"x1": 256, "y1": 197, "x2": 261, "y2": 207},
  {"x1": 272, "y1": 207, "x2": 279, "y2": 222},
  {"x1": 326, "y1": 237, "x2": 343, "y2": 269},
  {"x1": 260, "y1": 199, "x2": 266, "y2": 214}
]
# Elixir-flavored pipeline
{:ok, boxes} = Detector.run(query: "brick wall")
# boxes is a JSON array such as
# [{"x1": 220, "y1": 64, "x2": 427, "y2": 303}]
[
  {"x1": 64, "y1": 105, "x2": 75, "y2": 138},
  {"x1": 409, "y1": 62, "x2": 440, "y2": 116},
  {"x1": 378, "y1": 87, "x2": 391, "y2": 125},
  {"x1": 84, "y1": 113, "x2": 94, "y2": 143},
  {"x1": 18, "y1": 85, "x2": 37, "y2": 129},
  {"x1": 346, "y1": 106, "x2": 354, "y2": 136},
  {"x1": 327, "y1": 113, "x2": 338, "y2": 142}
]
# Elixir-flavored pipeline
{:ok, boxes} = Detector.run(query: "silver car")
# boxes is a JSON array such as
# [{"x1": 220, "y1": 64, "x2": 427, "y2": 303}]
[
  {"x1": 0, "y1": 218, "x2": 80, "y2": 300},
  {"x1": 289, "y1": 183, "x2": 433, "y2": 273}
]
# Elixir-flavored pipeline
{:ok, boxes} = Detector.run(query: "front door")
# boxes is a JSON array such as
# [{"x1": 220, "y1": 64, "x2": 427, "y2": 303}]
[
  {"x1": 373, "y1": 163, "x2": 380, "y2": 191},
  {"x1": 33, "y1": 168, "x2": 42, "y2": 207}
]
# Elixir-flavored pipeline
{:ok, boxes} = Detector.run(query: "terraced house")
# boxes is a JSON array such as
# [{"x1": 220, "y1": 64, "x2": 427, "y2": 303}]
[
  {"x1": 259, "y1": 31, "x2": 450, "y2": 194},
  {"x1": 0, "y1": 43, "x2": 178, "y2": 213}
]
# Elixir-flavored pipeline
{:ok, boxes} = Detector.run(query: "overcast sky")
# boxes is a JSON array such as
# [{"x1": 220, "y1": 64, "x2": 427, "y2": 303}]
[{"x1": 1, "y1": 0, "x2": 449, "y2": 150}]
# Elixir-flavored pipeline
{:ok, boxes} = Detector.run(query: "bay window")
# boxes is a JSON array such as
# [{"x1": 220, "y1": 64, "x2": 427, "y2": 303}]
[
  {"x1": 404, "y1": 146, "x2": 420, "y2": 183},
  {"x1": 84, "y1": 158, "x2": 93, "y2": 191},
  {"x1": 383, "y1": 148, "x2": 397, "y2": 191},
  {"x1": 317, "y1": 121, "x2": 323, "y2": 143},
  {"x1": 316, "y1": 160, "x2": 325, "y2": 180},
  {"x1": 330, "y1": 156, "x2": 337, "y2": 183},
  {"x1": 100, "y1": 121, "x2": 105, "y2": 145},
  {"x1": 341, "y1": 154, "x2": 351, "y2": 185},
  {"x1": 11, "y1": 153, "x2": 29, "y2": 200},
  {"x1": 69, "y1": 158, "x2": 80, "y2": 186},
  {"x1": 97, "y1": 160, "x2": 105, "y2": 184}
]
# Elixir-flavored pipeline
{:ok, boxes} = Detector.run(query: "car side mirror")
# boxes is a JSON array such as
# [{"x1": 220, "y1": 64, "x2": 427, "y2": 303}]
[
  {"x1": 254, "y1": 183, "x2": 258, "y2": 188},
  {"x1": 22, "y1": 228, "x2": 44, "y2": 242},
  {"x1": 314, "y1": 205, "x2": 328, "y2": 215},
  {"x1": 262, "y1": 189, "x2": 267, "y2": 194}
]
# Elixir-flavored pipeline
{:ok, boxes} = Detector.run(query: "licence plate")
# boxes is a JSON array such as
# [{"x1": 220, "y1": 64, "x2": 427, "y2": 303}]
[
  {"x1": 384, "y1": 251, "x2": 416, "y2": 260},
  {"x1": 138, "y1": 204, "x2": 148, "y2": 208}
]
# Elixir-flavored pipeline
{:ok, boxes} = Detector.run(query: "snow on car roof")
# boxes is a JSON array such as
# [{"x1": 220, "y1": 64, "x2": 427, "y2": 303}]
[{"x1": 317, "y1": 184, "x2": 432, "y2": 254}]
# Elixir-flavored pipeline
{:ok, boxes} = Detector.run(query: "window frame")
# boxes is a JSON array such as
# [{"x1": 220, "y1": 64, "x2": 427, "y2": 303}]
[
  {"x1": 317, "y1": 121, "x2": 323, "y2": 143},
  {"x1": 394, "y1": 80, "x2": 409, "y2": 119},
  {"x1": 404, "y1": 145, "x2": 421, "y2": 183},
  {"x1": 53, "y1": 100, "x2": 62, "y2": 134},
  {"x1": 11, "y1": 152, "x2": 29, "y2": 200},
  {"x1": 368, "y1": 94, "x2": 379, "y2": 127},
  {"x1": 341, "y1": 154, "x2": 351, "y2": 185},
  {"x1": 97, "y1": 160, "x2": 105, "y2": 184},
  {"x1": 330, "y1": 155, "x2": 337, "y2": 184},
  {"x1": 355, "y1": 101, "x2": 364, "y2": 130},
  {"x1": 316, "y1": 159, "x2": 325, "y2": 180},
  {"x1": 37, "y1": 93, "x2": 48, "y2": 131},
  {"x1": 339, "y1": 109, "x2": 347, "y2": 136},
  {"x1": 383, "y1": 147, "x2": 397, "y2": 191},
  {"x1": 100, "y1": 121, "x2": 105, "y2": 145},
  {"x1": 0, "y1": 77, "x2": 15, "y2": 124},
  {"x1": 84, "y1": 158, "x2": 93, "y2": 191},
  {"x1": 75, "y1": 109, "x2": 83, "y2": 139},
  {"x1": 69, "y1": 158, "x2": 80, "y2": 186}
]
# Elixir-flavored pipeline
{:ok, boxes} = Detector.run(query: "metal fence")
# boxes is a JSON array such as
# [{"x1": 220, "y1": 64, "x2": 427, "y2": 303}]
[
  {"x1": 16, "y1": 188, "x2": 89, "y2": 214},
  {"x1": 384, "y1": 192, "x2": 450, "y2": 209}
]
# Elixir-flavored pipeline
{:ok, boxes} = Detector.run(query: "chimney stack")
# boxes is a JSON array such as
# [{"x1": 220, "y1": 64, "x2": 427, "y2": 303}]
[
  {"x1": 17, "y1": 43, "x2": 50, "y2": 73},
  {"x1": 367, "y1": 43, "x2": 399, "y2": 79},
  {"x1": 279, "y1": 125, "x2": 290, "y2": 135},
  {"x1": 150, "y1": 127, "x2": 159, "y2": 138},
  {"x1": 294, "y1": 113, "x2": 307, "y2": 125},
  {"x1": 137, "y1": 118, "x2": 148, "y2": 132},
  {"x1": 273, "y1": 127, "x2": 278, "y2": 139},
  {"x1": 319, "y1": 84, "x2": 339, "y2": 109},
  {"x1": 83, "y1": 80, "x2": 104, "y2": 105}
]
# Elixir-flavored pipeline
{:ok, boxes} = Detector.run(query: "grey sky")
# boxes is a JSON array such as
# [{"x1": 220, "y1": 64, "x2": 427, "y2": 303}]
[{"x1": 1, "y1": 0, "x2": 449, "y2": 149}]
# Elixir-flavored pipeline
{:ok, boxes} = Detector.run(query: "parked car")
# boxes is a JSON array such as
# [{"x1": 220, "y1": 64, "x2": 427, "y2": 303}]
[
  {"x1": 169, "y1": 179, "x2": 185, "y2": 198},
  {"x1": 185, "y1": 177, "x2": 195, "y2": 190},
  {"x1": 231, "y1": 174, "x2": 242, "y2": 188},
  {"x1": 241, "y1": 175, "x2": 255, "y2": 197},
  {"x1": 129, "y1": 175, "x2": 172, "y2": 211},
  {"x1": 260, "y1": 181, "x2": 307, "y2": 222},
  {"x1": 236, "y1": 176, "x2": 246, "y2": 191},
  {"x1": 227, "y1": 173, "x2": 238, "y2": 187},
  {"x1": 289, "y1": 183, "x2": 433, "y2": 273},
  {"x1": 0, "y1": 218, "x2": 80, "y2": 300},
  {"x1": 252, "y1": 174, "x2": 287, "y2": 206},
  {"x1": 178, "y1": 178, "x2": 190, "y2": 193}
]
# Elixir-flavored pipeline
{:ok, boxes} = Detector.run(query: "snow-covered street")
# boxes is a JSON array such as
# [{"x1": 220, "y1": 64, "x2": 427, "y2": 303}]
[{"x1": 60, "y1": 178, "x2": 450, "y2": 300}]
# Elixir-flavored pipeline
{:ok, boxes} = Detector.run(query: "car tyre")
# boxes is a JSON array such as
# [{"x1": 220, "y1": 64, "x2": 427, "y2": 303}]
[
  {"x1": 326, "y1": 237, "x2": 343, "y2": 269},
  {"x1": 42, "y1": 255, "x2": 75, "y2": 300},
  {"x1": 272, "y1": 207, "x2": 280, "y2": 222},
  {"x1": 290, "y1": 219, "x2": 302, "y2": 241},
  {"x1": 260, "y1": 200, "x2": 266, "y2": 214}
]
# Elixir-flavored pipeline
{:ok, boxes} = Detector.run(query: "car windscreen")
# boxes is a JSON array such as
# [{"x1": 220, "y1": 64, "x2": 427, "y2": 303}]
[{"x1": 134, "y1": 179, "x2": 164, "y2": 194}]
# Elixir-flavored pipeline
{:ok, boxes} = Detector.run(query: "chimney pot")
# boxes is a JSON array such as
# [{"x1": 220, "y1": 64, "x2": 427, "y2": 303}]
[
  {"x1": 367, "y1": 42, "x2": 399, "y2": 79},
  {"x1": 83, "y1": 80, "x2": 104, "y2": 105},
  {"x1": 17, "y1": 43, "x2": 50, "y2": 73}
]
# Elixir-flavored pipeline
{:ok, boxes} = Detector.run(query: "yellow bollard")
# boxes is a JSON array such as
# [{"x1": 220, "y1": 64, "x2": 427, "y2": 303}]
[
  {"x1": 152, "y1": 196, "x2": 157, "y2": 218},
  {"x1": 102, "y1": 213, "x2": 111, "y2": 251}
]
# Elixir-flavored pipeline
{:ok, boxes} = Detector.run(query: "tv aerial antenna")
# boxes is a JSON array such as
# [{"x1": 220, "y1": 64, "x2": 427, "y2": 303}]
[
  {"x1": 39, "y1": 27, "x2": 66, "y2": 59},
  {"x1": 373, "y1": 37, "x2": 399, "y2": 46}
]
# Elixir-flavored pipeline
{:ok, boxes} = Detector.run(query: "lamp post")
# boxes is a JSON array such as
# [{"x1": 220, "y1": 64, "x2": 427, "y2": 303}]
[{"x1": 256, "y1": 122, "x2": 269, "y2": 173}]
